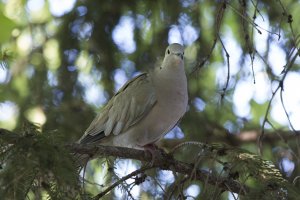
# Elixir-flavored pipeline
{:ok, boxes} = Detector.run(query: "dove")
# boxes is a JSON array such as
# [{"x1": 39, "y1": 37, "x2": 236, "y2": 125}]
[{"x1": 78, "y1": 43, "x2": 188, "y2": 151}]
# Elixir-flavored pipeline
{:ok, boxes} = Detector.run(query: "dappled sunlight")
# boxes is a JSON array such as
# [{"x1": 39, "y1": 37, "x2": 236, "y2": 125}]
[
  {"x1": 16, "y1": 31, "x2": 32, "y2": 56},
  {"x1": 253, "y1": 72, "x2": 272, "y2": 104},
  {"x1": 0, "y1": 69, "x2": 9, "y2": 83},
  {"x1": 112, "y1": 16, "x2": 136, "y2": 54},
  {"x1": 113, "y1": 68, "x2": 129, "y2": 92},
  {"x1": 183, "y1": 24, "x2": 199, "y2": 45},
  {"x1": 75, "y1": 50, "x2": 93, "y2": 72},
  {"x1": 26, "y1": 0, "x2": 50, "y2": 23},
  {"x1": 168, "y1": 25, "x2": 183, "y2": 44},
  {"x1": 270, "y1": 73, "x2": 300, "y2": 129},
  {"x1": 233, "y1": 79, "x2": 252, "y2": 118},
  {"x1": 78, "y1": 72, "x2": 107, "y2": 107},
  {"x1": 158, "y1": 170, "x2": 174, "y2": 186},
  {"x1": 164, "y1": 126, "x2": 184, "y2": 139},
  {"x1": 254, "y1": 14, "x2": 269, "y2": 55},
  {"x1": 193, "y1": 97, "x2": 206, "y2": 112},
  {"x1": 0, "y1": 101, "x2": 19, "y2": 130},
  {"x1": 228, "y1": 192, "x2": 239, "y2": 200},
  {"x1": 43, "y1": 39, "x2": 61, "y2": 70},
  {"x1": 281, "y1": 72, "x2": 300, "y2": 111},
  {"x1": 222, "y1": 28, "x2": 243, "y2": 75},
  {"x1": 279, "y1": 158, "x2": 295, "y2": 177},
  {"x1": 48, "y1": 0, "x2": 76, "y2": 17},
  {"x1": 185, "y1": 184, "x2": 201, "y2": 199},
  {"x1": 27, "y1": 0, "x2": 44, "y2": 11},
  {"x1": 270, "y1": 97, "x2": 289, "y2": 125},
  {"x1": 92, "y1": 161, "x2": 109, "y2": 189},
  {"x1": 279, "y1": 72, "x2": 300, "y2": 129},
  {"x1": 25, "y1": 106, "x2": 47, "y2": 126},
  {"x1": 47, "y1": 71, "x2": 58, "y2": 86},
  {"x1": 114, "y1": 160, "x2": 141, "y2": 199},
  {"x1": 268, "y1": 41, "x2": 287, "y2": 76}
]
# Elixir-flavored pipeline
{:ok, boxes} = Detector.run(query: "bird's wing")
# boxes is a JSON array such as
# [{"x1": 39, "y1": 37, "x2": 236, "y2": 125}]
[{"x1": 79, "y1": 73, "x2": 156, "y2": 144}]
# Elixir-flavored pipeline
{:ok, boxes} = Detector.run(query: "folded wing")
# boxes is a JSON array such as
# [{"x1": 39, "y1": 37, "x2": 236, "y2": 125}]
[{"x1": 79, "y1": 73, "x2": 156, "y2": 144}]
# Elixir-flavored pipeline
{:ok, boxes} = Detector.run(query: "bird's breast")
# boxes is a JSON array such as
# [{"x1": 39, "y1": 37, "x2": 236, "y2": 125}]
[
  {"x1": 153, "y1": 67, "x2": 188, "y2": 124},
  {"x1": 155, "y1": 69, "x2": 187, "y2": 107},
  {"x1": 112, "y1": 67, "x2": 188, "y2": 148}
]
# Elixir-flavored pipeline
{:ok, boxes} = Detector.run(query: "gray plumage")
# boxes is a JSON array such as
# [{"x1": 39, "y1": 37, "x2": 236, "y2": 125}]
[{"x1": 78, "y1": 43, "x2": 188, "y2": 149}]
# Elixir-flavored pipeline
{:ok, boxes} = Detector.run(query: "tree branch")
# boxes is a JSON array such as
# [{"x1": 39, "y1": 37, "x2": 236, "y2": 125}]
[
  {"x1": 69, "y1": 143, "x2": 249, "y2": 196},
  {"x1": 93, "y1": 166, "x2": 151, "y2": 200}
]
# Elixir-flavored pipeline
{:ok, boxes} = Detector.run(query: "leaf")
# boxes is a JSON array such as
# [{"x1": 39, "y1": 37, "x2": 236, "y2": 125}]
[{"x1": 0, "y1": 12, "x2": 16, "y2": 43}]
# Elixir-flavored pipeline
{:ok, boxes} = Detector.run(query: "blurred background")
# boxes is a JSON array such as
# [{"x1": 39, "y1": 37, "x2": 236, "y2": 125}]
[{"x1": 0, "y1": 0, "x2": 300, "y2": 199}]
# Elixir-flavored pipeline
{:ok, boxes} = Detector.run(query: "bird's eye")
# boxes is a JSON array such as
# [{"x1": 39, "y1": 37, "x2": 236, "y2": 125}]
[{"x1": 167, "y1": 49, "x2": 170, "y2": 54}]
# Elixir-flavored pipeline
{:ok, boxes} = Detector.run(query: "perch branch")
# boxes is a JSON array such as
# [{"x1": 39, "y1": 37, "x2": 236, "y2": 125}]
[{"x1": 69, "y1": 143, "x2": 249, "y2": 196}]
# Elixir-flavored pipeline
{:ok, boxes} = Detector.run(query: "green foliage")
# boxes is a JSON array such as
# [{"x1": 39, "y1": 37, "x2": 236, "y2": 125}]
[
  {"x1": 0, "y1": 123, "x2": 80, "y2": 199},
  {"x1": 222, "y1": 146, "x2": 298, "y2": 199},
  {"x1": 0, "y1": 12, "x2": 16, "y2": 44},
  {"x1": 0, "y1": 48, "x2": 14, "y2": 69},
  {"x1": 173, "y1": 142, "x2": 300, "y2": 200}
]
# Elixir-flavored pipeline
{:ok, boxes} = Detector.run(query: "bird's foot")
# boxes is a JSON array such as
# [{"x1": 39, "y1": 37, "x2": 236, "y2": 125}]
[{"x1": 142, "y1": 144, "x2": 164, "y2": 166}]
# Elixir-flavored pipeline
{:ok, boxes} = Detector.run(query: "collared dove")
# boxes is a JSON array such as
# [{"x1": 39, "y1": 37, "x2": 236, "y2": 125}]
[{"x1": 78, "y1": 43, "x2": 188, "y2": 150}]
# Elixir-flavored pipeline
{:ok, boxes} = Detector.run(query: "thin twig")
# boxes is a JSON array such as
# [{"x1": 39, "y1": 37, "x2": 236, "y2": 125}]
[
  {"x1": 246, "y1": 0, "x2": 258, "y2": 83},
  {"x1": 190, "y1": 1, "x2": 226, "y2": 74},
  {"x1": 218, "y1": 35, "x2": 230, "y2": 100},
  {"x1": 227, "y1": 2, "x2": 280, "y2": 38},
  {"x1": 258, "y1": 86, "x2": 280, "y2": 155},
  {"x1": 93, "y1": 166, "x2": 153, "y2": 199},
  {"x1": 250, "y1": 0, "x2": 264, "y2": 21},
  {"x1": 258, "y1": 48, "x2": 299, "y2": 155}
]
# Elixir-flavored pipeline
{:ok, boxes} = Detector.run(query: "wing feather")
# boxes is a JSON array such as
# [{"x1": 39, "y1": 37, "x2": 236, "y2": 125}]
[{"x1": 79, "y1": 73, "x2": 156, "y2": 144}]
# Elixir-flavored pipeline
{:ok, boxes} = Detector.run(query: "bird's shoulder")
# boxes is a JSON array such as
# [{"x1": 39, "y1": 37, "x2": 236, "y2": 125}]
[{"x1": 114, "y1": 72, "x2": 151, "y2": 96}]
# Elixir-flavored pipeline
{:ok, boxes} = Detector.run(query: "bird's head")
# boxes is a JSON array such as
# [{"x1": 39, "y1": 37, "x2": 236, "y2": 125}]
[{"x1": 163, "y1": 43, "x2": 185, "y2": 67}]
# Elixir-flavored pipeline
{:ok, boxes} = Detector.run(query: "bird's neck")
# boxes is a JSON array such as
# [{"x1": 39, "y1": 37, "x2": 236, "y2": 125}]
[{"x1": 152, "y1": 61, "x2": 187, "y2": 100}]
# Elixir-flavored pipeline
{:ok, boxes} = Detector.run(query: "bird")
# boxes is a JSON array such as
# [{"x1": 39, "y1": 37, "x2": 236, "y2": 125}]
[{"x1": 77, "y1": 43, "x2": 188, "y2": 161}]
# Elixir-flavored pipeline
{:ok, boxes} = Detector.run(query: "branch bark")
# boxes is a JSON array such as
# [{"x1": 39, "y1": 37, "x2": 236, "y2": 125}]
[{"x1": 69, "y1": 143, "x2": 249, "y2": 196}]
